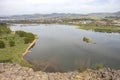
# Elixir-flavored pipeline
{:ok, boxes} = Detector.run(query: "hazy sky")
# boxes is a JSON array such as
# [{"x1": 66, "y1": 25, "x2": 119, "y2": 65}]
[{"x1": 0, "y1": 0, "x2": 120, "y2": 16}]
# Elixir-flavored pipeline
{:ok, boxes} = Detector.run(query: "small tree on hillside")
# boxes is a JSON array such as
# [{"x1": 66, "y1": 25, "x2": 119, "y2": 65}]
[
  {"x1": 0, "y1": 40, "x2": 5, "y2": 48},
  {"x1": 9, "y1": 40, "x2": 15, "y2": 47},
  {"x1": 26, "y1": 33, "x2": 35, "y2": 42},
  {"x1": 24, "y1": 37, "x2": 30, "y2": 44},
  {"x1": 15, "y1": 31, "x2": 26, "y2": 37}
]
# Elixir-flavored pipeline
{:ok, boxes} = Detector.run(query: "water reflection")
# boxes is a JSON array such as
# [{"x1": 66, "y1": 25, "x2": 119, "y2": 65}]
[
  {"x1": 11, "y1": 24, "x2": 120, "y2": 72},
  {"x1": 74, "y1": 57, "x2": 91, "y2": 72},
  {"x1": 26, "y1": 55, "x2": 62, "y2": 72}
]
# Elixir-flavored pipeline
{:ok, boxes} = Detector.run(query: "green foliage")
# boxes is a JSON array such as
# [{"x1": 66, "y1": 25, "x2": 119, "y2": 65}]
[
  {"x1": 91, "y1": 63, "x2": 104, "y2": 70},
  {"x1": 0, "y1": 23, "x2": 11, "y2": 34},
  {"x1": 16, "y1": 31, "x2": 35, "y2": 44},
  {"x1": 23, "y1": 33, "x2": 35, "y2": 44},
  {"x1": 0, "y1": 58, "x2": 12, "y2": 63},
  {"x1": 9, "y1": 40, "x2": 15, "y2": 47},
  {"x1": 24, "y1": 37, "x2": 30, "y2": 44},
  {"x1": 0, "y1": 33, "x2": 33, "y2": 67},
  {"x1": 0, "y1": 24, "x2": 35, "y2": 67},
  {"x1": 15, "y1": 31, "x2": 27, "y2": 37},
  {"x1": 0, "y1": 23, "x2": 7, "y2": 26},
  {"x1": 61, "y1": 21, "x2": 120, "y2": 33},
  {"x1": 78, "y1": 23, "x2": 120, "y2": 33},
  {"x1": 0, "y1": 40, "x2": 5, "y2": 48},
  {"x1": 26, "y1": 33, "x2": 35, "y2": 43},
  {"x1": 83, "y1": 36, "x2": 91, "y2": 43}
]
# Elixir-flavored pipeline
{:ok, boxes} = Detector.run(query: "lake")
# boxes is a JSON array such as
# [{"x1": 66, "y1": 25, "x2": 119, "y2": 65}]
[{"x1": 10, "y1": 24, "x2": 120, "y2": 72}]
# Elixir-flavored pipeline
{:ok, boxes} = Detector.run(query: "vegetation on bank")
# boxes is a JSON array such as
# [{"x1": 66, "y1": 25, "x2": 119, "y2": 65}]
[
  {"x1": 77, "y1": 23, "x2": 120, "y2": 33},
  {"x1": 91, "y1": 63, "x2": 104, "y2": 70},
  {"x1": 0, "y1": 23, "x2": 36, "y2": 67},
  {"x1": 4, "y1": 17, "x2": 120, "y2": 33},
  {"x1": 0, "y1": 40, "x2": 5, "y2": 48},
  {"x1": 59, "y1": 21, "x2": 120, "y2": 33}
]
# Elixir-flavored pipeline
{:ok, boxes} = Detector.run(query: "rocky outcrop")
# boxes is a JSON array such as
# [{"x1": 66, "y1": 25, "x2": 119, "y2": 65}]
[{"x1": 0, "y1": 63, "x2": 120, "y2": 80}]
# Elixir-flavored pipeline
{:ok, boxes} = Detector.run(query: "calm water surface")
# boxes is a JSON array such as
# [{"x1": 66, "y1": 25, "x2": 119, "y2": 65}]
[{"x1": 11, "y1": 24, "x2": 120, "y2": 72}]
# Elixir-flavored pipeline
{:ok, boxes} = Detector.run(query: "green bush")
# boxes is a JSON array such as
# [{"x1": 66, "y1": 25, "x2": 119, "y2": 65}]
[
  {"x1": 26, "y1": 33, "x2": 35, "y2": 42},
  {"x1": 15, "y1": 31, "x2": 26, "y2": 37},
  {"x1": 83, "y1": 36, "x2": 91, "y2": 43},
  {"x1": 91, "y1": 63, "x2": 104, "y2": 70},
  {"x1": 9, "y1": 40, "x2": 15, "y2": 47},
  {"x1": 15, "y1": 31, "x2": 35, "y2": 44},
  {"x1": 0, "y1": 40, "x2": 5, "y2": 48},
  {"x1": 24, "y1": 37, "x2": 30, "y2": 44},
  {"x1": 0, "y1": 23, "x2": 11, "y2": 34},
  {"x1": 24, "y1": 33, "x2": 35, "y2": 44}
]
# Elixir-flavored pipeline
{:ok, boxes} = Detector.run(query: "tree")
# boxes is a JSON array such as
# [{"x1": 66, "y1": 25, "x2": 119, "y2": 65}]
[
  {"x1": 9, "y1": 40, "x2": 15, "y2": 47},
  {"x1": 0, "y1": 40, "x2": 5, "y2": 48},
  {"x1": 26, "y1": 33, "x2": 35, "y2": 42},
  {"x1": 24, "y1": 37, "x2": 30, "y2": 44},
  {"x1": 24, "y1": 33, "x2": 35, "y2": 44},
  {"x1": 0, "y1": 23, "x2": 11, "y2": 34},
  {"x1": 15, "y1": 31, "x2": 26, "y2": 37}
]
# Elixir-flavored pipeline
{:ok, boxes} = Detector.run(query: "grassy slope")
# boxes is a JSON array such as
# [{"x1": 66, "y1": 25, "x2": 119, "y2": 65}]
[{"x1": 0, "y1": 33, "x2": 32, "y2": 67}]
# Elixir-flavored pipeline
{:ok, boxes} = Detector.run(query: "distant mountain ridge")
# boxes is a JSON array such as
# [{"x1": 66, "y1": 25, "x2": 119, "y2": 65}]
[
  {"x1": 114, "y1": 11, "x2": 120, "y2": 16},
  {"x1": 1, "y1": 13, "x2": 84, "y2": 19},
  {"x1": 0, "y1": 11, "x2": 120, "y2": 19},
  {"x1": 87, "y1": 11, "x2": 120, "y2": 17}
]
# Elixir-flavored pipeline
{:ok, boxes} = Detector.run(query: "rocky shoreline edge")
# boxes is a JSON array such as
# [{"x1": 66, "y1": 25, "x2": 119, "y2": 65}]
[
  {"x1": 23, "y1": 38, "x2": 38, "y2": 56},
  {"x1": 0, "y1": 63, "x2": 120, "y2": 80}
]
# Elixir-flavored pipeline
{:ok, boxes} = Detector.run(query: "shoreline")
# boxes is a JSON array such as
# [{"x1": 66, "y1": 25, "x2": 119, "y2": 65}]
[
  {"x1": 22, "y1": 38, "x2": 38, "y2": 57},
  {"x1": 21, "y1": 36, "x2": 38, "y2": 67}
]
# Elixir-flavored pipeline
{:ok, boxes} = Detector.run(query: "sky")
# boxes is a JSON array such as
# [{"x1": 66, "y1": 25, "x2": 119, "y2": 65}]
[{"x1": 0, "y1": 0, "x2": 120, "y2": 16}]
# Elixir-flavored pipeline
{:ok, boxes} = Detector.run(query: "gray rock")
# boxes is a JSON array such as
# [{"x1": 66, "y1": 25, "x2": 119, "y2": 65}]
[{"x1": 0, "y1": 63, "x2": 120, "y2": 80}]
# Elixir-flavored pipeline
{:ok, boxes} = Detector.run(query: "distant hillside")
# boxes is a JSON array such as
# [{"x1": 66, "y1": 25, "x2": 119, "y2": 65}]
[
  {"x1": 114, "y1": 11, "x2": 120, "y2": 16},
  {"x1": 0, "y1": 13, "x2": 84, "y2": 20},
  {"x1": 0, "y1": 11, "x2": 120, "y2": 20},
  {"x1": 87, "y1": 11, "x2": 120, "y2": 18}
]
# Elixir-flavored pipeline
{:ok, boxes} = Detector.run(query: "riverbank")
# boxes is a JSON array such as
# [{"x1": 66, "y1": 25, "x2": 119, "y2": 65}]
[
  {"x1": 0, "y1": 31, "x2": 37, "y2": 67},
  {"x1": 58, "y1": 22, "x2": 120, "y2": 33},
  {"x1": 0, "y1": 63, "x2": 120, "y2": 80},
  {"x1": 22, "y1": 38, "x2": 37, "y2": 56}
]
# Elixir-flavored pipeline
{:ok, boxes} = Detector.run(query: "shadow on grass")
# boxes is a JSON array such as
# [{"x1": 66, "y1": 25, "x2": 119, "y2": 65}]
[{"x1": 0, "y1": 58, "x2": 13, "y2": 63}]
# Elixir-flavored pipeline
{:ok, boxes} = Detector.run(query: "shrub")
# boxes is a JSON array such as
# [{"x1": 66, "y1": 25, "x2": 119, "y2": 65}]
[
  {"x1": 24, "y1": 37, "x2": 30, "y2": 44},
  {"x1": 16, "y1": 31, "x2": 35, "y2": 44},
  {"x1": 91, "y1": 63, "x2": 104, "y2": 70},
  {"x1": 0, "y1": 23, "x2": 11, "y2": 34},
  {"x1": 24, "y1": 33, "x2": 35, "y2": 44},
  {"x1": 83, "y1": 36, "x2": 91, "y2": 43},
  {"x1": 26, "y1": 33, "x2": 35, "y2": 42},
  {"x1": 9, "y1": 40, "x2": 15, "y2": 47},
  {"x1": 15, "y1": 31, "x2": 26, "y2": 37},
  {"x1": 15, "y1": 31, "x2": 35, "y2": 44},
  {"x1": 0, "y1": 40, "x2": 5, "y2": 48}
]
